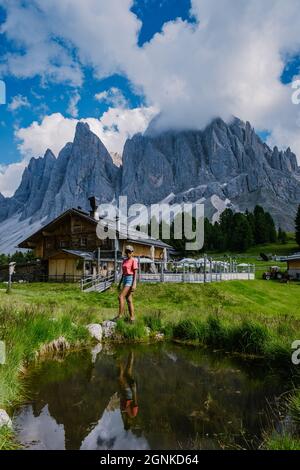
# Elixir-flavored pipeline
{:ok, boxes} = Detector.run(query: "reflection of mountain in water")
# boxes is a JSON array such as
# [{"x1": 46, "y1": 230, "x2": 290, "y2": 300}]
[
  {"x1": 15, "y1": 344, "x2": 286, "y2": 450},
  {"x1": 81, "y1": 406, "x2": 149, "y2": 451}
]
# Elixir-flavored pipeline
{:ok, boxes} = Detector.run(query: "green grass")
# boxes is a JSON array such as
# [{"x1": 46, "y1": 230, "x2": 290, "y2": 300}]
[
  {"x1": 264, "y1": 434, "x2": 300, "y2": 450},
  {"x1": 0, "y1": 295, "x2": 94, "y2": 449},
  {"x1": 0, "y1": 303, "x2": 91, "y2": 409},
  {"x1": 115, "y1": 318, "x2": 148, "y2": 341},
  {"x1": 1, "y1": 280, "x2": 299, "y2": 366},
  {"x1": 0, "y1": 426, "x2": 20, "y2": 450}
]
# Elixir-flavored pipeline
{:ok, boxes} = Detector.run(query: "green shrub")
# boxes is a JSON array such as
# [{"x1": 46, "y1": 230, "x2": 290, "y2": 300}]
[
  {"x1": 162, "y1": 322, "x2": 174, "y2": 339},
  {"x1": 143, "y1": 311, "x2": 163, "y2": 332},
  {"x1": 206, "y1": 315, "x2": 228, "y2": 348},
  {"x1": 116, "y1": 318, "x2": 148, "y2": 341},
  {"x1": 229, "y1": 321, "x2": 269, "y2": 355},
  {"x1": 173, "y1": 318, "x2": 207, "y2": 342},
  {"x1": 264, "y1": 340, "x2": 293, "y2": 366}
]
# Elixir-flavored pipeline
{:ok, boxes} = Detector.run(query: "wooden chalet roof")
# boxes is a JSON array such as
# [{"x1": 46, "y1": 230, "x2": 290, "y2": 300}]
[{"x1": 18, "y1": 208, "x2": 172, "y2": 250}]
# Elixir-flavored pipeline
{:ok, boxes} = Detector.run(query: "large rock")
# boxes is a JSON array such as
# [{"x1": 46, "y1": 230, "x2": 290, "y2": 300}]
[
  {"x1": 45, "y1": 122, "x2": 120, "y2": 221},
  {"x1": 87, "y1": 323, "x2": 103, "y2": 342},
  {"x1": 0, "y1": 409, "x2": 12, "y2": 428},
  {"x1": 14, "y1": 150, "x2": 56, "y2": 222}
]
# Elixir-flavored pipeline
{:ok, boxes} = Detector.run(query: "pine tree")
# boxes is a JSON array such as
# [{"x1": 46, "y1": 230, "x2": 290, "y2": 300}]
[
  {"x1": 219, "y1": 209, "x2": 234, "y2": 250},
  {"x1": 264, "y1": 211, "x2": 277, "y2": 243},
  {"x1": 296, "y1": 204, "x2": 300, "y2": 247},
  {"x1": 203, "y1": 218, "x2": 213, "y2": 251},
  {"x1": 278, "y1": 227, "x2": 287, "y2": 245},
  {"x1": 230, "y1": 213, "x2": 253, "y2": 252},
  {"x1": 211, "y1": 223, "x2": 224, "y2": 252},
  {"x1": 254, "y1": 205, "x2": 268, "y2": 244}
]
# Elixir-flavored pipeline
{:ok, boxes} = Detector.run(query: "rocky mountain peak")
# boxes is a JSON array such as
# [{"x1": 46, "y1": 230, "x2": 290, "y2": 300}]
[
  {"x1": 120, "y1": 117, "x2": 300, "y2": 230},
  {"x1": 0, "y1": 116, "x2": 299, "y2": 254}
]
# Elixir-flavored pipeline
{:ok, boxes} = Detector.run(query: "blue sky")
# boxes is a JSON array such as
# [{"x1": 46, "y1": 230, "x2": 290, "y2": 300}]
[
  {"x1": 0, "y1": 0, "x2": 194, "y2": 166},
  {"x1": 0, "y1": 0, "x2": 300, "y2": 196}
]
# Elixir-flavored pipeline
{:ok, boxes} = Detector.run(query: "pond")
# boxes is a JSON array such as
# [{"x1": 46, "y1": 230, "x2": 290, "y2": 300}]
[{"x1": 14, "y1": 343, "x2": 289, "y2": 450}]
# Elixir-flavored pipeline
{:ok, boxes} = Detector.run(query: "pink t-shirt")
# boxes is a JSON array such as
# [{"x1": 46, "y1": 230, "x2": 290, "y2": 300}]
[{"x1": 122, "y1": 257, "x2": 138, "y2": 275}]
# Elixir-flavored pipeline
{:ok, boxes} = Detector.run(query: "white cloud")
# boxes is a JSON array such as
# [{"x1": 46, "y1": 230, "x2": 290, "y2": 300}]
[
  {"x1": 0, "y1": 161, "x2": 27, "y2": 197},
  {"x1": 8, "y1": 94, "x2": 30, "y2": 112},
  {"x1": 87, "y1": 105, "x2": 158, "y2": 153},
  {"x1": 95, "y1": 87, "x2": 128, "y2": 108},
  {"x1": 16, "y1": 107, "x2": 157, "y2": 158},
  {"x1": 1, "y1": 0, "x2": 300, "y2": 160},
  {"x1": 2, "y1": 105, "x2": 156, "y2": 196},
  {"x1": 16, "y1": 113, "x2": 74, "y2": 158},
  {"x1": 67, "y1": 91, "x2": 81, "y2": 118}
]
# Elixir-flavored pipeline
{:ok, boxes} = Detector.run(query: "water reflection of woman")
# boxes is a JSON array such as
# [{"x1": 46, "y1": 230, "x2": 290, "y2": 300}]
[{"x1": 119, "y1": 351, "x2": 138, "y2": 430}]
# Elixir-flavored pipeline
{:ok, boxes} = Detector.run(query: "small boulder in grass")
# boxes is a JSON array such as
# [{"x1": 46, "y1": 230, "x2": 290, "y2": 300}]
[
  {"x1": 87, "y1": 324, "x2": 103, "y2": 342},
  {"x1": 0, "y1": 409, "x2": 12, "y2": 429},
  {"x1": 101, "y1": 320, "x2": 117, "y2": 339}
]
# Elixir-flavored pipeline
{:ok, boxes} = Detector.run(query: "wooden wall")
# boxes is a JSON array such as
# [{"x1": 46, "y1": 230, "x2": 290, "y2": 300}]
[
  {"x1": 48, "y1": 254, "x2": 83, "y2": 278},
  {"x1": 33, "y1": 214, "x2": 114, "y2": 259},
  {"x1": 288, "y1": 260, "x2": 300, "y2": 269},
  {"x1": 288, "y1": 259, "x2": 300, "y2": 279},
  {"x1": 28, "y1": 213, "x2": 167, "y2": 264}
]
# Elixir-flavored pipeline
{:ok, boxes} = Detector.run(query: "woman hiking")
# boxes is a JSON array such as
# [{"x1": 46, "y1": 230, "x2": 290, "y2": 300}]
[{"x1": 114, "y1": 245, "x2": 138, "y2": 323}]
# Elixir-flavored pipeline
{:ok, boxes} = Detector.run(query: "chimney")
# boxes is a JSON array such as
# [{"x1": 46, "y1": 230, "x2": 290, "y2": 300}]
[{"x1": 88, "y1": 196, "x2": 99, "y2": 220}]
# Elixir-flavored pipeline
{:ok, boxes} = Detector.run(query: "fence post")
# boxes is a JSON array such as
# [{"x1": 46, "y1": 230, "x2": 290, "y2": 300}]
[
  {"x1": 114, "y1": 242, "x2": 118, "y2": 283},
  {"x1": 204, "y1": 255, "x2": 207, "y2": 283},
  {"x1": 160, "y1": 261, "x2": 164, "y2": 283},
  {"x1": 97, "y1": 247, "x2": 101, "y2": 276}
]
